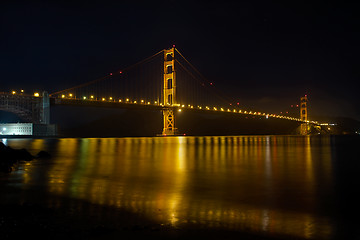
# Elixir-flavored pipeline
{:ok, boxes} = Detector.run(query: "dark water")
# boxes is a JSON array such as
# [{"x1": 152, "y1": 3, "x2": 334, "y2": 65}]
[{"x1": 1, "y1": 135, "x2": 360, "y2": 239}]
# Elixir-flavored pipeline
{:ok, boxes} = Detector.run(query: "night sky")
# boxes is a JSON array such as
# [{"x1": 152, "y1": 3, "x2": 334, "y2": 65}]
[{"x1": 1, "y1": 1, "x2": 359, "y2": 120}]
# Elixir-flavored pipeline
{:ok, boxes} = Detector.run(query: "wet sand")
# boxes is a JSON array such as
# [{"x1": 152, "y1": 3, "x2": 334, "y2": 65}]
[{"x1": 0, "y1": 186, "x2": 302, "y2": 240}]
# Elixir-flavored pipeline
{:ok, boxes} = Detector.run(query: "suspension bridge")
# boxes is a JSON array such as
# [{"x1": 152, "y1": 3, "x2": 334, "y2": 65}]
[{"x1": 0, "y1": 47, "x2": 325, "y2": 136}]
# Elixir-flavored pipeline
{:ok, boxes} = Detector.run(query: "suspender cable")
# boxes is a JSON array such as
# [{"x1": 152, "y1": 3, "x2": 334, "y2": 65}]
[{"x1": 50, "y1": 50, "x2": 164, "y2": 97}]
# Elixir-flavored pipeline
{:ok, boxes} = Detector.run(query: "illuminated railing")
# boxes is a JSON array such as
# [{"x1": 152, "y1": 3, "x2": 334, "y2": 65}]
[{"x1": 52, "y1": 94, "x2": 326, "y2": 124}]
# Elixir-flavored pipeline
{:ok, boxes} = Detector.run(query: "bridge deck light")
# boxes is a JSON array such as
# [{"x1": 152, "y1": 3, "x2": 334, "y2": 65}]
[
  {"x1": 34, "y1": 92, "x2": 40, "y2": 97},
  {"x1": 147, "y1": 102, "x2": 150, "y2": 104},
  {"x1": 154, "y1": 101, "x2": 158, "y2": 104},
  {"x1": 141, "y1": 100, "x2": 144, "y2": 103},
  {"x1": 83, "y1": 96, "x2": 87, "y2": 100},
  {"x1": 126, "y1": 98, "x2": 129, "y2": 102},
  {"x1": 109, "y1": 97, "x2": 113, "y2": 100},
  {"x1": 119, "y1": 99, "x2": 122, "y2": 102},
  {"x1": 90, "y1": 95, "x2": 94, "y2": 99},
  {"x1": 12, "y1": 91, "x2": 16, "y2": 95},
  {"x1": 178, "y1": 109, "x2": 182, "y2": 112},
  {"x1": 21, "y1": 89, "x2": 24, "y2": 93},
  {"x1": 134, "y1": 100, "x2": 137, "y2": 103},
  {"x1": 61, "y1": 94, "x2": 65, "y2": 98},
  {"x1": 69, "y1": 93, "x2": 73, "y2": 97},
  {"x1": 102, "y1": 98, "x2": 105, "y2": 101}
]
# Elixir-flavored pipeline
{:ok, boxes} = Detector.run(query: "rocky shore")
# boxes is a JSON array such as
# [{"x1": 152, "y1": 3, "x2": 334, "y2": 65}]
[{"x1": 0, "y1": 142, "x2": 50, "y2": 172}]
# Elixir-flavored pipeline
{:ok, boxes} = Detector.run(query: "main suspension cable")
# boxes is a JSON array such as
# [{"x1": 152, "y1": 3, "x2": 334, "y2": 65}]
[{"x1": 50, "y1": 49, "x2": 164, "y2": 96}]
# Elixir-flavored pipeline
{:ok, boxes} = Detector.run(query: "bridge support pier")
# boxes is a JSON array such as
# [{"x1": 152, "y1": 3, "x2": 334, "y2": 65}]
[{"x1": 162, "y1": 108, "x2": 176, "y2": 135}]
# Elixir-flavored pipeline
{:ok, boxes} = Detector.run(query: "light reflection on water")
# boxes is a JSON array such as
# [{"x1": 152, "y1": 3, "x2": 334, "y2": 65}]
[{"x1": 2, "y1": 136, "x2": 338, "y2": 239}]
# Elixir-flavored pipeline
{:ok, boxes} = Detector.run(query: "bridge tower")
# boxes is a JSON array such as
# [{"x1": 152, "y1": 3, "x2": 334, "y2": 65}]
[
  {"x1": 300, "y1": 95, "x2": 310, "y2": 135},
  {"x1": 162, "y1": 47, "x2": 177, "y2": 135}
]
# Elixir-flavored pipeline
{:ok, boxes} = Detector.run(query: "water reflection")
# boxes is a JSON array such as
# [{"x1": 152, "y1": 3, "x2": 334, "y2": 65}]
[{"x1": 3, "y1": 136, "x2": 336, "y2": 239}]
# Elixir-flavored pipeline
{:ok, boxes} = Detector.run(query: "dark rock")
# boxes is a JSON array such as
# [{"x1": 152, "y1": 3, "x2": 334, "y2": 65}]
[
  {"x1": 35, "y1": 151, "x2": 51, "y2": 159},
  {"x1": 0, "y1": 142, "x2": 6, "y2": 151},
  {"x1": 16, "y1": 149, "x2": 34, "y2": 161},
  {"x1": 0, "y1": 143, "x2": 34, "y2": 172}
]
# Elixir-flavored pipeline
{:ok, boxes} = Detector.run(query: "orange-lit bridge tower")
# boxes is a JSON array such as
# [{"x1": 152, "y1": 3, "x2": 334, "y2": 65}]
[
  {"x1": 162, "y1": 47, "x2": 177, "y2": 135},
  {"x1": 300, "y1": 95, "x2": 310, "y2": 135}
]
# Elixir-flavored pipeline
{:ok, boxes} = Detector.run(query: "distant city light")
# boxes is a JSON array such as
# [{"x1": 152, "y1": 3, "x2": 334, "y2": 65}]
[
  {"x1": 12, "y1": 91, "x2": 16, "y2": 95},
  {"x1": 34, "y1": 92, "x2": 40, "y2": 97}
]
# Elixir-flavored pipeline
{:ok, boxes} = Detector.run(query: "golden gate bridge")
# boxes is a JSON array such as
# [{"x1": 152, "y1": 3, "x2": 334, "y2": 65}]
[{"x1": 0, "y1": 47, "x2": 325, "y2": 136}]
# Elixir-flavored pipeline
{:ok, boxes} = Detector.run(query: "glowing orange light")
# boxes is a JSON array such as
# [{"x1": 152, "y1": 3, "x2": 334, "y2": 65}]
[{"x1": 119, "y1": 71, "x2": 122, "y2": 74}]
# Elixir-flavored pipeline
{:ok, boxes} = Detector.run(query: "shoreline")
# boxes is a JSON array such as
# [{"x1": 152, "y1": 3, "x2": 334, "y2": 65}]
[{"x1": 0, "y1": 188, "x2": 301, "y2": 240}]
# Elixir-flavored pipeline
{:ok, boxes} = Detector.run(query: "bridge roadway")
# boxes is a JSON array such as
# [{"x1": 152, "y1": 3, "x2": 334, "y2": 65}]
[{"x1": 51, "y1": 97, "x2": 315, "y2": 125}]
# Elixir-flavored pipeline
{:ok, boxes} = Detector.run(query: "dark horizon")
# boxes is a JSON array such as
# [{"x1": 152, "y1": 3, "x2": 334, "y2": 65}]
[{"x1": 1, "y1": 1, "x2": 359, "y2": 121}]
